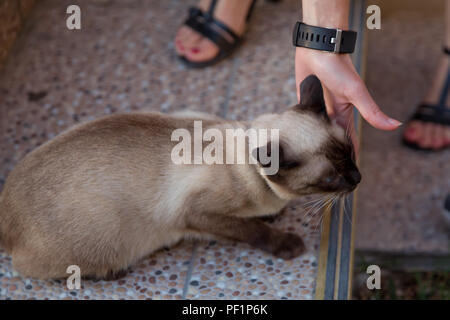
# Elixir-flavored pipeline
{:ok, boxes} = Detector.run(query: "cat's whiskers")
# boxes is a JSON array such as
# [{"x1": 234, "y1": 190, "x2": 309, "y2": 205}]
[
  {"x1": 304, "y1": 195, "x2": 330, "y2": 214},
  {"x1": 304, "y1": 194, "x2": 334, "y2": 226},
  {"x1": 342, "y1": 193, "x2": 353, "y2": 227},
  {"x1": 302, "y1": 196, "x2": 329, "y2": 209},
  {"x1": 314, "y1": 193, "x2": 339, "y2": 232},
  {"x1": 300, "y1": 196, "x2": 328, "y2": 220}
]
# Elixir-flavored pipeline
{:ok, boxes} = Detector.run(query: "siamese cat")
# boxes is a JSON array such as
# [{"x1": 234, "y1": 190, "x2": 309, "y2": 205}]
[{"x1": 0, "y1": 75, "x2": 360, "y2": 279}]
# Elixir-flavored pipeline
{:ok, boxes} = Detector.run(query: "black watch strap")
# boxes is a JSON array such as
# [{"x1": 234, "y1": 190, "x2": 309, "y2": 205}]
[{"x1": 292, "y1": 22, "x2": 357, "y2": 54}]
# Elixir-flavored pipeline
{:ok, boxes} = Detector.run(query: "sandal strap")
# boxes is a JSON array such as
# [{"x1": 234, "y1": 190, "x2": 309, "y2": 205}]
[
  {"x1": 184, "y1": 7, "x2": 240, "y2": 52},
  {"x1": 438, "y1": 65, "x2": 450, "y2": 106},
  {"x1": 411, "y1": 104, "x2": 450, "y2": 126},
  {"x1": 189, "y1": 7, "x2": 240, "y2": 40},
  {"x1": 445, "y1": 194, "x2": 450, "y2": 212}
]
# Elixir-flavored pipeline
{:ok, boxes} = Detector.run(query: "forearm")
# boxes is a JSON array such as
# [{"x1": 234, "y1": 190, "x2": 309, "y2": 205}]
[
  {"x1": 301, "y1": 0, "x2": 349, "y2": 30},
  {"x1": 296, "y1": 1, "x2": 401, "y2": 132}
]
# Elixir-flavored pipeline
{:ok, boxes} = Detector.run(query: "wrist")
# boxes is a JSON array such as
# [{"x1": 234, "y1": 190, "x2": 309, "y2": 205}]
[{"x1": 301, "y1": 0, "x2": 349, "y2": 30}]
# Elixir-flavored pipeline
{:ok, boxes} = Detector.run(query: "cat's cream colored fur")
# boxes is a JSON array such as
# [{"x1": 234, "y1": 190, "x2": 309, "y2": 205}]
[{"x1": 0, "y1": 76, "x2": 360, "y2": 279}]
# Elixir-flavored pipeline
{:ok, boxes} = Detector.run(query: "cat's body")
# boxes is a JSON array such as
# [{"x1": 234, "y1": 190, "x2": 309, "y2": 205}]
[{"x1": 0, "y1": 76, "x2": 361, "y2": 279}]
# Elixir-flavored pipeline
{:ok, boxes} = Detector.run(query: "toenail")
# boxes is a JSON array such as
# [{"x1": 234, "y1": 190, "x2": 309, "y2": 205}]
[{"x1": 191, "y1": 47, "x2": 200, "y2": 54}]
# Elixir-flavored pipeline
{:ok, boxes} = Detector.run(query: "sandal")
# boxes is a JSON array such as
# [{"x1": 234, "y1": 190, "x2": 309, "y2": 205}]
[
  {"x1": 402, "y1": 47, "x2": 450, "y2": 151},
  {"x1": 442, "y1": 194, "x2": 450, "y2": 228},
  {"x1": 178, "y1": 0, "x2": 279, "y2": 68}
]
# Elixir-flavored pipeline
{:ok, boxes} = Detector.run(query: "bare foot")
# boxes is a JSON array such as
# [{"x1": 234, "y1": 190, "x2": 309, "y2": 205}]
[
  {"x1": 403, "y1": 54, "x2": 450, "y2": 150},
  {"x1": 174, "y1": 0, "x2": 254, "y2": 63}
]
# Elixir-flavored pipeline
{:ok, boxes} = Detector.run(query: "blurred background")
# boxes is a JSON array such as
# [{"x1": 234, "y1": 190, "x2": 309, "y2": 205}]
[{"x1": 353, "y1": 0, "x2": 449, "y2": 299}]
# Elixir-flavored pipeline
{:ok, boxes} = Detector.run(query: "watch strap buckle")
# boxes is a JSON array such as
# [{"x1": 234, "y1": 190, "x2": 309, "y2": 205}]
[{"x1": 330, "y1": 29, "x2": 342, "y2": 53}]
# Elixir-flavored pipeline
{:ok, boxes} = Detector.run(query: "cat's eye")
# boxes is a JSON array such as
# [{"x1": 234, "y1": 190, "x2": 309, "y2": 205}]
[
  {"x1": 323, "y1": 175, "x2": 341, "y2": 186},
  {"x1": 280, "y1": 161, "x2": 300, "y2": 169},
  {"x1": 323, "y1": 176, "x2": 335, "y2": 184}
]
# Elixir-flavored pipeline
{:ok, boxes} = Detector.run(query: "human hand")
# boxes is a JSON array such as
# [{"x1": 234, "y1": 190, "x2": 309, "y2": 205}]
[{"x1": 295, "y1": 47, "x2": 402, "y2": 153}]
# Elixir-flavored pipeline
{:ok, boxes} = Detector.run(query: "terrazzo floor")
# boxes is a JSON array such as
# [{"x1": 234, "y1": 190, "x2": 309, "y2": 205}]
[{"x1": 0, "y1": 0, "x2": 320, "y2": 300}]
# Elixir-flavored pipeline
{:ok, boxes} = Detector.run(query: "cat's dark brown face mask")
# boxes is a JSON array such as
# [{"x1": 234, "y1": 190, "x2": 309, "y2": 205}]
[
  {"x1": 315, "y1": 136, "x2": 361, "y2": 194},
  {"x1": 254, "y1": 75, "x2": 361, "y2": 197}
]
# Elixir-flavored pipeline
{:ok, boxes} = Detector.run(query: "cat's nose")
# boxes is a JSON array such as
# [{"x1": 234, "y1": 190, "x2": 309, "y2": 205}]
[{"x1": 347, "y1": 170, "x2": 361, "y2": 185}]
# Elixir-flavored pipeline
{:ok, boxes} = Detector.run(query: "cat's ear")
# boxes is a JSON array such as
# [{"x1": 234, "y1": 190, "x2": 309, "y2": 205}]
[
  {"x1": 252, "y1": 141, "x2": 300, "y2": 170},
  {"x1": 295, "y1": 75, "x2": 328, "y2": 119}
]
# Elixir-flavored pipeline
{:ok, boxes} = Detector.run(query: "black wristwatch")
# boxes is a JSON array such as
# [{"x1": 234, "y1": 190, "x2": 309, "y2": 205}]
[{"x1": 292, "y1": 22, "x2": 357, "y2": 54}]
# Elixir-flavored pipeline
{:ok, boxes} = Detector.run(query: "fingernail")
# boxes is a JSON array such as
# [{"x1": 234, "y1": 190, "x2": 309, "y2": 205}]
[
  {"x1": 387, "y1": 118, "x2": 402, "y2": 126},
  {"x1": 191, "y1": 47, "x2": 200, "y2": 54}
]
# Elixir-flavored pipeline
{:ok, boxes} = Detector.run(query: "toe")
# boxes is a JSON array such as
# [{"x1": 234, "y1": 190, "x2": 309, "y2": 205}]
[
  {"x1": 403, "y1": 121, "x2": 421, "y2": 142},
  {"x1": 182, "y1": 28, "x2": 203, "y2": 50},
  {"x1": 431, "y1": 124, "x2": 446, "y2": 150},
  {"x1": 445, "y1": 126, "x2": 450, "y2": 146},
  {"x1": 184, "y1": 38, "x2": 220, "y2": 63},
  {"x1": 174, "y1": 41, "x2": 185, "y2": 56},
  {"x1": 175, "y1": 27, "x2": 203, "y2": 55},
  {"x1": 418, "y1": 123, "x2": 433, "y2": 149},
  {"x1": 174, "y1": 26, "x2": 189, "y2": 55}
]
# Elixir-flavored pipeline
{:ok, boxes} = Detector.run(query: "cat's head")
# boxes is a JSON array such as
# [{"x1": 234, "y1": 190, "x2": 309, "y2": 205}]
[{"x1": 252, "y1": 75, "x2": 361, "y2": 199}]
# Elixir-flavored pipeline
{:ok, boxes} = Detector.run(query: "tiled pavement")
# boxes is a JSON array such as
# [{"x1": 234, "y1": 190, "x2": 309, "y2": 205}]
[{"x1": 0, "y1": 0, "x2": 320, "y2": 299}]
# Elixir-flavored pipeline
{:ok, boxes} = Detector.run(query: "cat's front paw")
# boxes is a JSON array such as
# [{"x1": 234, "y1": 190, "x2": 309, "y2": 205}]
[{"x1": 272, "y1": 232, "x2": 306, "y2": 260}]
